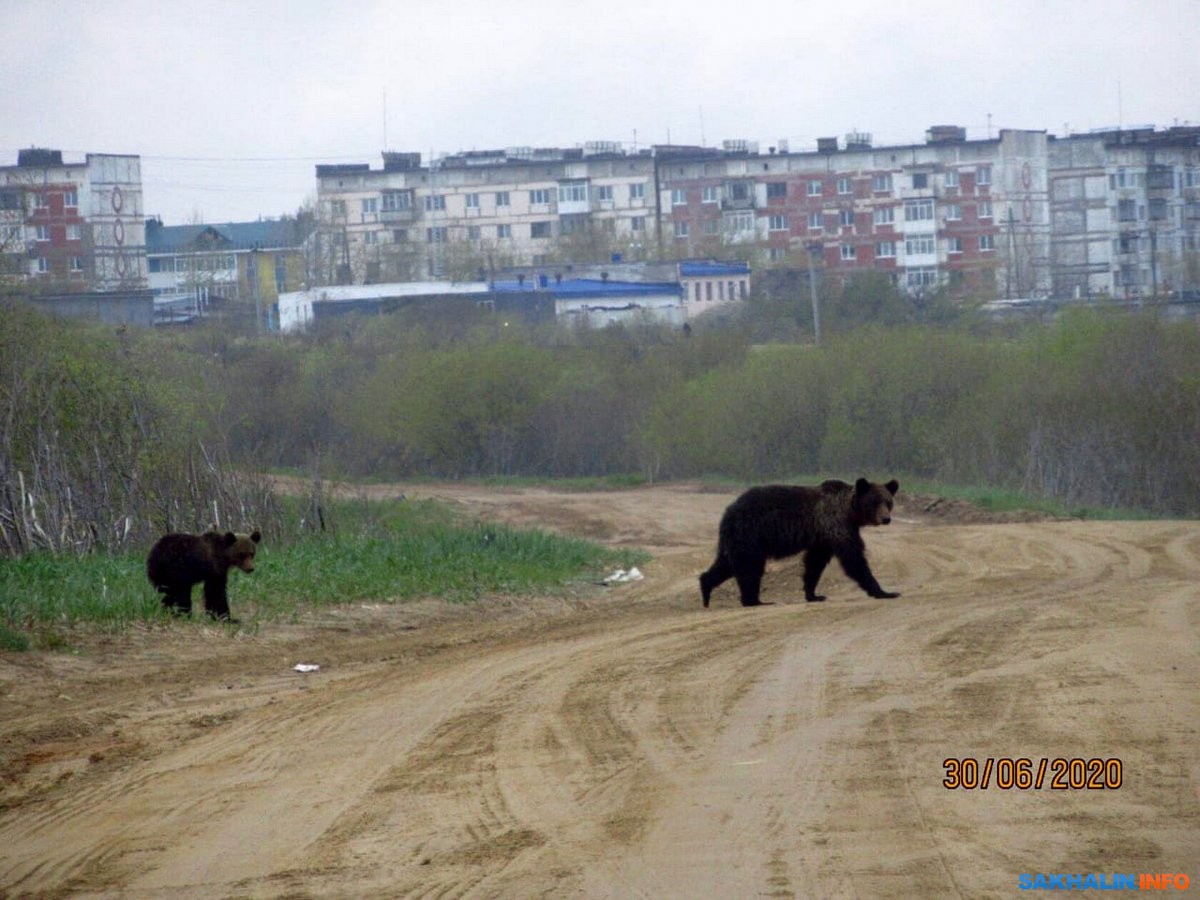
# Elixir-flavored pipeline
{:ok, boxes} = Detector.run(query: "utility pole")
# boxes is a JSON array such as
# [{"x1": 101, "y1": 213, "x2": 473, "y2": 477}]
[{"x1": 806, "y1": 240, "x2": 822, "y2": 345}]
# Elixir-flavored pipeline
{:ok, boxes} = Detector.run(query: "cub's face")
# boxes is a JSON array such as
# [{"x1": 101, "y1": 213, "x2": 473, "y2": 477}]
[
  {"x1": 223, "y1": 530, "x2": 262, "y2": 573},
  {"x1": 854, "y1": 478, "x2": 899, "y2": 527}
]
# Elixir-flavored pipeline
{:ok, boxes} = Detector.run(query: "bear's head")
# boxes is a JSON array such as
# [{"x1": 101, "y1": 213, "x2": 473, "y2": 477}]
[
  {"x1": 222, "y1": 529, "x2": 261, "y2": 573},
  {"x1": 853, "y1": 478, "x2": 899, "y2": 527}
]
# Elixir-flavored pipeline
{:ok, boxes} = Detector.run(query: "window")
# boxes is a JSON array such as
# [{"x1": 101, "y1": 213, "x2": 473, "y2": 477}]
[
  {"x1": 979, "y1": 234, "x2": 995, "y2": 251},
  {"x1": 426, "y1": 226, "x2": 446, "y2": 243},
  {"x1": 32, "y1": 193, "x2": 48, "y2": 212},
  {"x1": 912, "y1": 173, "x2": 929, "y2": 189},
  {"x1": 382, "y1": 190, "x2": 411, "y2": 211},
  {"x1": 630, "y1": 216, "x2": 645, "y2": 232},
  {"x1": 769, "y1": 247, "x2": 788, "y2": 261},
  {"x1": 840, "y1": 244, "x2": 856, "y2": 260},
  {"x1": 1149, "y1": 198, "x2": 1168, "y2": 221},
  {"x1": 729, "y1": 212, "x2": 754, "y2": 233},
  {"x1": 497, "y1": 223, "x2": 512, "y2": 239},
  {"x1": 361, "y1": 197, "x2": 378, "y2": 214},
  {"x1": 35, "y1": 256, "x2": 49, "y2": 273},
  {"x1": 944, "y1": 170, "x2": 959, "y2": 188},
  {"x1": 531, "y1": 221, "x2": 552, "y2": 239},
  {"x1": 69, "y1": 256, "x2": 83, "y2": 272},
  {"x1": 703, "y1": 219, "x2": 719, "y2": 235},
  {"x1": 35, "y1": 225, "x2": 50, "y2": 241},
  {"x1": 558, "y1": 181, "x2": 588, "y2": 204},
  {"x1": 947, "y1": 237, "x2": 963, "y2": 254},
  {"x1": 424, "y1": 195, "x2": 446, "y2": 211},
  {"x1": 944, "y1": 204, "x2": 962, "y2": 221},
  {"x1": 629, "y1": 182, "x2": 645, "y2": 200},
  {"x1": 904, "y1": 198, "x2": 935, "y2": 222},
  {"x1": 874, "y1": 207, "x2": 895, "y2": 226},
  {"x1": 837, "y1": 177, "x2": 852, "y2": 195},
  {"x1": 694, "y1": 283, "x2": 702, "y2": 303},
  {"x1": 807, "y1": 180, "x2": 823, "y2": 196},
  {"x1": 702, "y1": 186, "x2": 718, "y2": 204},
  {"x1": 671, "y1": 188, "x2": 687, "y2": 206},
  {"x1": 393, "y1": 228, "x2": 408, "y2": 242},
  {"x1": 529, "y1": 189, "x2": 550, "y2": 205},
  {"x1": 768, "y1": 214, "x2": 789, "y2": 232},
  {"x1": 64, "y1": 190, "x2": 78, "y2": 208},
  {"x1": 977, "y1": 166, "x2": 991, "y2": 186},
  {"x1": 1117, "y1": 199, "x2": 1138, "y2": 222},
  {"x1": 66, "y1": 224, "x2": 81, "y2": 240},
  {"x1": 978, "y1": 200, "x2": 993, "y2": 219},
  {"x1": 364, "y1": 231, "x2": 378, "y2": 245},
  {"x1": 467, "y1": 225, "x2": 481, "y2": 240},
  {"x1": 839, "y1": 209, "x2": 854, "y2": 228},
  {"x1": 807, "y1": 211, "x2": 823, "y2": 230},
  {"x1": 674, "y1": 221, "x2": 689, "y2": 238},
  {"x1": 465, "y1": 193, "x2": 480, "y2": 209},
  {"x1": 767, "y1": 182, "x2": 787, "y2": 199},
  {"x1": 872, "y1": 173, "x2": 892, "y2": 193},
  {"x1": 329, "y1": 200, "x2": 346, "y2": 217},
  {"x1": 875, "y1": 241, "x2": 896, "y2": 258},
  {"x1": 906, "y1": 267, "x2": 938, "y2": 289},
  {"x1": 597, "y1": 184, "x2": 614, "y2": 202},
  {"x1": 906, "y1": 235, "x2": 935, "y2": 256},
  {"x1": 495, "y1": 191, "x2": 510, "y2": 207}
]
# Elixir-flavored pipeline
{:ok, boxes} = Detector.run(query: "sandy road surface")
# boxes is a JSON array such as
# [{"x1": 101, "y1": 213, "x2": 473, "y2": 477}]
[{"x1": 1, "y1": 483, "x2": 1198, "y2": 897}]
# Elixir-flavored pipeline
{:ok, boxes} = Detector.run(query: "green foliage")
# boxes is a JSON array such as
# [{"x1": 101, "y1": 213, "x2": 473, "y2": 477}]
[{"x1": 0, "y1": 496, "x2": 648, "y2": 633}]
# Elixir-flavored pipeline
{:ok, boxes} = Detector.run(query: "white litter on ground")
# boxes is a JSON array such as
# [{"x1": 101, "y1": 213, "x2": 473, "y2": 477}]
[
  {"x1": 604, "y1": 567, "x2": 644, "y2": 584},
  {"x1": 293, "y1": 663, "x2": 320, "y2": 673}
]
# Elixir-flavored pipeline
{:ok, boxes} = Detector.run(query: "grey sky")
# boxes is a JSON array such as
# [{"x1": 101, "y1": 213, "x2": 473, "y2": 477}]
[{"x1": 2, "y1": 0, "x2": 1196, "y2": 224}]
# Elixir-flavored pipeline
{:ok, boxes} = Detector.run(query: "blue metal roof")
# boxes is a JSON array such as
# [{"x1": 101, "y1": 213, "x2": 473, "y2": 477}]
[
  {"x1": 491, "y1": 278, "x2": 682, "y2": 298},
  {"x1": 146, "y1": 220, "x2": 308, "y2": 254},
  {"x1": 679, "y1": 260, "x2": 750, "y2": 277}
]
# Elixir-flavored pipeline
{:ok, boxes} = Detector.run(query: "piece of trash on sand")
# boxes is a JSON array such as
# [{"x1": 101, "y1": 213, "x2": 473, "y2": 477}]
[
  {"x1": 293, "y1": 663, "x2": 320, "y2": 673},
  {"x1": 604, "y1": 567, "x2": 644, "y2": 584}
]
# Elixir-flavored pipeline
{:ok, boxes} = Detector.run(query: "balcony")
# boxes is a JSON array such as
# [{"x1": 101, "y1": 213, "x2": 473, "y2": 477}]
[{"x1": 381, "y1": 207, "x2": 415, "y2": 223}]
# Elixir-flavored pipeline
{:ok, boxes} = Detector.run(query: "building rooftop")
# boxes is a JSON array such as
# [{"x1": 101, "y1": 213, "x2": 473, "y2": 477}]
[{"x1": 146, "y1": 219, "x2": 310, "y2": 253}]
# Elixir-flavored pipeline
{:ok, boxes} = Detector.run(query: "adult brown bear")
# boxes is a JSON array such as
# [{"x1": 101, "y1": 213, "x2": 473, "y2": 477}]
[
  {"x1": 146, "y1": 528, "x2": 261, "y2": 622},
  {"x1": 699, "y1": 478, "x2": 899, "y2": 607}
]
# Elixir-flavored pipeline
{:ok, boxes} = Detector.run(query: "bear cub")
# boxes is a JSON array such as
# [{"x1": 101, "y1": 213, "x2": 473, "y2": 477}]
[
  {"x1": 700, "y1": 478, "x2": 900, "y2": 608},
  {"x1": 147, "y1": 528, "x2": 261, "y2": 622}
]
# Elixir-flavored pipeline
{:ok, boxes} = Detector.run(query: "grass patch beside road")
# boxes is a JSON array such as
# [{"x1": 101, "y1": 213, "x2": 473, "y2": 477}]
[{"x1": 0, "y1": 496, "x2": 647, "y2": 644}]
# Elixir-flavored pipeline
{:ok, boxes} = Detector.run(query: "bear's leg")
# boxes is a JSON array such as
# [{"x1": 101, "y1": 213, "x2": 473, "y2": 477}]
[
  {"x1": 836, "y1": 546, "x2": 900, "y2": 599},
  {"x1": 803, "y1": 547, "x2": 833, "y2": 602},
  {"x1": 699, "y1": 555, "x2": 733, "y2": 608},
  {"x1": 732, "y1": 556, "x2": 766, "y2": 607},
  {"x1": 159, "y1": 585, "x2": 192, "y2": 616},
  {"x1": 203, "y1": 575, "x2": 238, "y2": 622}
]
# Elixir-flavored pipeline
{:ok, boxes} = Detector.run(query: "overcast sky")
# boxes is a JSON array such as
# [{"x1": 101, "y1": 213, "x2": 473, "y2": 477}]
[{"x1": 2, "y1": 0, "x2": 1196, "y2": 224}]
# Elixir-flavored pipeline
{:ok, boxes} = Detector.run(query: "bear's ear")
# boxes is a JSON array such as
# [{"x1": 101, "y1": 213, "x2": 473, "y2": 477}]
[
  {"x1": 855, "y1": 477, "x2": 871, "y2": 496},
  {"x1": 223, "y1": 531, "x2": 238, "y2": 547},
  {"x1": 250, "y1": 530, "x2": 261, "y2": 544},
  {"x1": 886, "y1": 479, "x2": 899, "y2": 496}
]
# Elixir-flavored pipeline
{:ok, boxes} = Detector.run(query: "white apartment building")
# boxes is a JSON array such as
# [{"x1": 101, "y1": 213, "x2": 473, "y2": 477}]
[
  {"x1": 313, "y1": 145, "x2": 658, "y2": 284},
  {"x1": 1049, "y1": 126, "x2": 1200, "y2": 300},
  {"x1": 1, "y1": 148, "x2": 147, "y2": 290}
]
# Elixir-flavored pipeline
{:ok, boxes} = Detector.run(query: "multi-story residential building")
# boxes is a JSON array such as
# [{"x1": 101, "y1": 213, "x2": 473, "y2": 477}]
[
  {"x1": 0, "y1": 148, "x2": 147, "y2": 291},
  {"x1": 659, "y1": 128, "x2": 1050, "y2": 299},
  {"x1": 1048, "y1": 126, "x2": 1200, "y2": 300},
  {"x1": 313, "y1": 145, "x2": 658, "y2": 285},
  {"x1": 314, "y1": 124, "x2": 1197, "y2": 305}
]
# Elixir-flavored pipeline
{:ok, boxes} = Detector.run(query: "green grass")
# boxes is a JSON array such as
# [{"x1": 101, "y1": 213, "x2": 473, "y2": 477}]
[{"x1": 0, "y1": 496, "x2": 647, "y2": 643}]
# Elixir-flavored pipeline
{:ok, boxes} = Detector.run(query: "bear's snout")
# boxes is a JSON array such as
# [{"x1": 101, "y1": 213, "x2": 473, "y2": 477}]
[{"x1": 880, "y1": 515, "x2": 891, "y2": 525}]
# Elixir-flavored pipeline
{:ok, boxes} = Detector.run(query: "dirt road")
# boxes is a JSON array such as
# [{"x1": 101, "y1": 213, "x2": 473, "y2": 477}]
[{"x1": 2, "y1": 483, "x2": 1198, "y2": 897}]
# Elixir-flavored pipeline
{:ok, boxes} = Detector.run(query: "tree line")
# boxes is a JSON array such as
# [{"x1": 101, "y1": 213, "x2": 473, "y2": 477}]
[{"x1": 2, "y1": 279, "x2": 1198, "y2": 557}]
